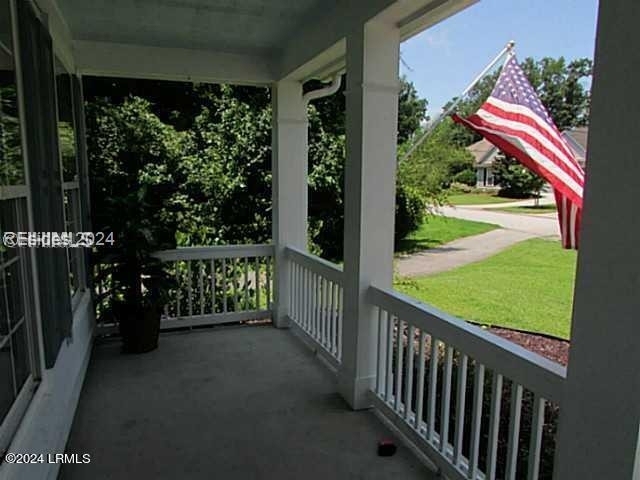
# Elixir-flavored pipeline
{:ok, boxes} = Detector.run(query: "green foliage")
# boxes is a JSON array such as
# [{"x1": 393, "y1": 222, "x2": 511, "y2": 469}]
[
  {"x1": 394, "y1": 184, "x2": 425, "y2": 244},
  {"x1": 398, "y1": 76, "x2": 428, "y2": 144},
  {"x1": 492, "y1": 154, "x2": 546, "y2": 198},
  {"x1": 0, "y1": 85, "x2": 25, "y2": 185},
  {"x1": 85, "y1": 75, "x2": 435, "y2": 263},
  {"x1": 453, "y1": 169, "x2": 477, "y2": 187},
  {"x1": 57, "y1": 121, "x2": 77, "y2": 179},
  {"x1": 87, "y1": 97, "x2": 185, "y2": 308},
  {"x1": 519, "y1": 56, "x2": 592, "y2": 130},
  {"x1": 307, "y1": 105, "x2": 346, "y2": 260},
  {"x1": 306, "y1": 75, "x2": 429, "y2": 259},
  {"x1": 184, "y1": 84, "x2": 272, "y2": 246},
  {"x1": 399, "y1": 132, "x2": 474, "y2": 198}
]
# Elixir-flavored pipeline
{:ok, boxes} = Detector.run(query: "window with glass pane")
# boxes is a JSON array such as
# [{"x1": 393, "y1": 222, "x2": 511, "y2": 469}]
[
  {"x1": 0, "y1": 198, "x2": 34, "y2": 433},
  {"x1": 0, "y1": 0, "x2": 36, "y2": 439},
  {"x1": 0, "y1": 9, "x2": 24, "y2": 187},
  {"x1": 55, "y1": 58, "x2": 84, "y2": 299}
]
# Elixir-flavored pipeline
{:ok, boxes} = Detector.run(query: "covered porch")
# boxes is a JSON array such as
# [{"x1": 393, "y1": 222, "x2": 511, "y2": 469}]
[
  {"x1": 1, "y1": 0, "x2": 639, "y2": 480},
  {"x1": 62, "y1": 325, "x2": 432, "y2": 479}
]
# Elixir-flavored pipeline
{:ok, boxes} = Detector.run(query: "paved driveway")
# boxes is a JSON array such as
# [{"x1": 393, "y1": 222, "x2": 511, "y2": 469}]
[
  {"x1": 396, "y1": 206, "x2": 560, "y2": 277},
  {"x1": 439, "y1": 206, "x2": 559, "y2": 237}
]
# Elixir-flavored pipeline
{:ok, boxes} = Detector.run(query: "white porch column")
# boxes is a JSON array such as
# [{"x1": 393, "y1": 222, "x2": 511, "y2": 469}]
[
  {"x1": 271, "y1": 81, "x2": 308, "y2": 328},
  {"x1": 555, "y1": 1, "x2": 640, "y2": 478},
  {"x1": 338, "y1": 19, "x2": 400, "y2": 410}
]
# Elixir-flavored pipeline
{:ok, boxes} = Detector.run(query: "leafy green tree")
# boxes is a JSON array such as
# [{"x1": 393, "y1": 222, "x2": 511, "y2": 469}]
[
  {"x1": 184, "y1": 84, "x2": 272, "y2": 246},
  {"x1": 492, "y1": 153, "x2": 545, "y2": 198},
  {"x1": 453, "y1": 169, "x2": 477, "y2": 187},
  {"x1": 87, "y1": 97, "x2": 188, "y2": 248},
  {"x1": 398, "y1": 121, "x2": 475, "y2": 198},
  {"x1": 398, "y1": 76, "x2": 428, "y2": 144},
  {"x1": 519, "y1": 57, "x2": 592, "y2": 130},
  {"x1": 395, "y1": 184, "x2": 425, "y2": 243},
  {"x1": 308, "y1": 75, "x2": 427, "y2": 144},
  {"x1": 86, "y1": 97, "x2": 187, "y2": 313},
  {"x1": 0, "y1": 85, "x2": 25, "y2": 185},
  {"x1": 85, "y1": 76, "x2": 431, "y2": 262}
]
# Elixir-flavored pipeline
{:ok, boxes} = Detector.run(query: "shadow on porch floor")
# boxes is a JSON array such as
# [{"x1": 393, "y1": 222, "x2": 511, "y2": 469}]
[{"x1": 61, "y1": 324, "x2": 434, "y2": 479}]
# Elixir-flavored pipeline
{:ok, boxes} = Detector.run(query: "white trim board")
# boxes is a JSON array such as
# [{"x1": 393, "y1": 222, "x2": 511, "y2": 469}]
[{"x1": 1, "y1": 290, "x2": 94, "y2": 480}]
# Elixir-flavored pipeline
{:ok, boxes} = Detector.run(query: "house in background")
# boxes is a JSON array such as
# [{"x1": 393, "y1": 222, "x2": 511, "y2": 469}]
[
  {"x1": 562, "y1": 126, "x2": 589, "y2": 167},
  {"x1": 468, "y1": 138, "x2": 499, "y2": 188},
  {"x1": 469, "y1": 126, "x2": 589, "y2": 188}
]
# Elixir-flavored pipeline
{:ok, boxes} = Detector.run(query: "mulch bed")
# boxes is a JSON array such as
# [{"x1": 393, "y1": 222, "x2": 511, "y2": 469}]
[{"x1": 488, "y1": 327, "x2": 569, "y2": 366}]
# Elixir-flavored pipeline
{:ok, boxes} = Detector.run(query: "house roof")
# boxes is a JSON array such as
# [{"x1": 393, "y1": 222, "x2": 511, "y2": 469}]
[
  {"x1": 468, "y1": 127, "x2": 589, "y2": 167},
  {"x1": 562, "y1": 127, "x2": 588, "y2": 165},
  {"x1": 467, "y1": 138, "x2": 499, "y2": 166}
]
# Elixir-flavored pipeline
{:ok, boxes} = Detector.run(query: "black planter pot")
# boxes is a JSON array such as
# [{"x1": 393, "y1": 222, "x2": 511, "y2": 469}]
[{"x1": 118, "y1": 304, "x2": 161, "y2": 354}]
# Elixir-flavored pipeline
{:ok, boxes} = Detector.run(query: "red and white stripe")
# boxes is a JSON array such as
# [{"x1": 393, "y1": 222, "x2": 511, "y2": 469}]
[{"x1": 453, "y1": 98, "x2": 585, "y2": 249}]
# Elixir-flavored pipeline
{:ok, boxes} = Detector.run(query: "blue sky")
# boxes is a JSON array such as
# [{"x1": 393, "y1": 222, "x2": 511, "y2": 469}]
[{"x1": 401, "y1": 0, "x2": 599, "y2": 115}]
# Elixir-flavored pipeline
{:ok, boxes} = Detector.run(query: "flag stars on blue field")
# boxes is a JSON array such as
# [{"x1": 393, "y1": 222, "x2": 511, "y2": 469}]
[{"x1": 492, "y1": 56, "x2": 553, "y2": 124}]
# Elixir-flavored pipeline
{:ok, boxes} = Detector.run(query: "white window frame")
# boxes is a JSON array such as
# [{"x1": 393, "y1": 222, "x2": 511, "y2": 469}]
[{"x1": 52, "y1": 55, "x2": 86, "y2": 311}]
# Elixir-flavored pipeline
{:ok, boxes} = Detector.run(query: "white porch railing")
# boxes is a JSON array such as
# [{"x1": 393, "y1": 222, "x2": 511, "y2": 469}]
[
  {"x1": 153, "y1": 244, "x2": 274, "y2": 329},
  {"x1": 368, "y1": 285, "x2": 566, "y2": 480},
  {"x1": 285, "y1": 246, "x2": 343, "y2": 368},
  {"x1": 95, "y1": 244, "x2": 274, "y2": 334}
]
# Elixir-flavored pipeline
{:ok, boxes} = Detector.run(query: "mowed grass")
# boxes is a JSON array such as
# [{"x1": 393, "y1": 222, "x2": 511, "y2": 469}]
[
  {"x1": 396, "y1": 216, "x2": 499, "y2": 255},
  {"x1": 448, "y1": 192, "x2": 517, "y2": 205},
  {"x1": 395, "y1": 238, "x2": 577, "y2": 339},
  {"x1": 496, "y1": 204, "x2": 557, "y2": 215}
]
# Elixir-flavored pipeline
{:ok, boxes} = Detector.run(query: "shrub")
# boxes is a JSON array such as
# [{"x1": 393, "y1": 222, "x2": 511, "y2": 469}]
[
  {"x1": 395, "y1": 183, "x2": 425, "y2": 243},
  {"x1": 493, "y1": 154, "x2": 545, "y2": 198},
  {"x1": 453, "y1": 169, "x2": 477, "y2": 187}
]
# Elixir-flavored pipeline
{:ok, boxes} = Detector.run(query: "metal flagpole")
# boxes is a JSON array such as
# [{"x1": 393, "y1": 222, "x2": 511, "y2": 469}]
[{"x1": 399, "y1": 40, "x2": 516, "y2": 163}]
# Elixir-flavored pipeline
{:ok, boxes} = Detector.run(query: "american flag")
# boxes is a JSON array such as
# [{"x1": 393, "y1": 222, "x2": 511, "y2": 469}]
[{"x1": 452, "y1": 54, "x2": 585, "y2": 249}]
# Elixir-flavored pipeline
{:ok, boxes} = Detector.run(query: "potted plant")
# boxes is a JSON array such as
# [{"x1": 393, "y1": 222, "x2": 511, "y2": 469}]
[
  {"x1": 112, "y1": 240, "x2": 172, "y2": 354},
  {"x1": 88, "y1": 98, "x2": 184, "y2": 353}
]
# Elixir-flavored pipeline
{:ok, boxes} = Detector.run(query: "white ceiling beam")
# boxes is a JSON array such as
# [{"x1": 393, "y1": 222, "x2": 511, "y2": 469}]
[
  {"x1": 276, "y1": 0, "x2": 397, "y2": 81},
  {"x1": 73, "y1": 40, "x2": 275, "y2": 85},
  {"x1": 395, "y1": 0, "x2": 478, "y2": 40},
  {"x1": 277, "y1": 0, "x2": 478, "y2": 82},
  {"x1": 34, "y1": 0, "x2": 75, "y2": 72}
]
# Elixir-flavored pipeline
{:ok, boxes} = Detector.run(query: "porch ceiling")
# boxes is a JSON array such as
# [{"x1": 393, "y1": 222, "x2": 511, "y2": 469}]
[
  {"x1": 44, "y1": 0, "x2": 478, "y2": 84},
  {"x1": 56, "y1": 0, "x2": 334, "y2": 57}
]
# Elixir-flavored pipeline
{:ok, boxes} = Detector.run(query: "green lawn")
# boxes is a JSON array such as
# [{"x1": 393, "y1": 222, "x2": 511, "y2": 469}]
[
  {"x1": 448, "y1": 192, "x2": 517, "y2": 205},
  {"x1": 396, "y1": 216, "x2": 499, "y2": 256},
  {"x1": 395, "y1": 238, "x2": 577, "y2": 339},
  {"x1": 495, "y1": 204, "x2": 557, "y2": 215}
]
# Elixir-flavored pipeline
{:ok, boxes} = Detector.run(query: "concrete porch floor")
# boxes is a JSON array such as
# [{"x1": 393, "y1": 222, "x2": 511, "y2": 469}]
[{"x1": 61, "y1": 324, "x2": 435, "y2": 479}]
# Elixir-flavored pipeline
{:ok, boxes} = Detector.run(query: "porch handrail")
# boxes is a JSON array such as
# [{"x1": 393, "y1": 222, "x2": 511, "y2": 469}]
[
  {"x1": 152, "y1": 243, "x2": 274, "y2": 261},
  {"x1": 284, "y1": 246, "x2": 343, "y2": 367},
  {"x1": 368, "y1": 285, "x2": 566, "y2": 402},
  {"x1": 285, "y1": 246, "x2": 343, "y2": 285},
  {"x1": 368, "y1": 284, "x2": 566, "y2": 480},
  {"x1": 95, "y1": 244, "x2": 274, "y2": 334}
]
